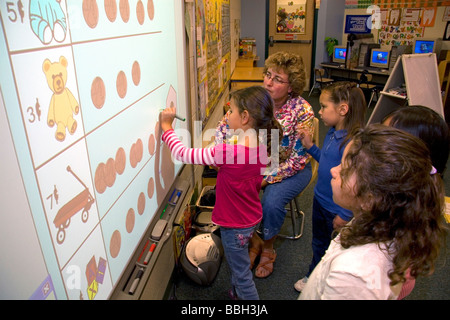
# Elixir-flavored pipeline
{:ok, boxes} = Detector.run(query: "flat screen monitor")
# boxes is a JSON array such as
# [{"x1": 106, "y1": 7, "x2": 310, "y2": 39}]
[
  {"x1": 332, "y1": 46, "x2": 347, "y2": 64},
  {"x1": 413, "y1": 39, "x2": 438, "y2": 54},
  {"x1": 370, "y1": 49, "x2": 390, "y2": 69}
]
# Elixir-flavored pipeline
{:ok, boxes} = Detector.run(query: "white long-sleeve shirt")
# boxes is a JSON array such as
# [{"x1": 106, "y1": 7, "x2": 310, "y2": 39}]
[{"x1": 299, "y1": 236, "x2": 401, "y2": 300}]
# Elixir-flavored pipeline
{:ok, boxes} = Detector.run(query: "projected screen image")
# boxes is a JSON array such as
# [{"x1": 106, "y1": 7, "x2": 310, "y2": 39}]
[
  {"x1": 414, "y1": 40, "x2": 435, "y2": 54},
  {"x1": 0, "y1": 0, "x2": 187, "y2": 300}
]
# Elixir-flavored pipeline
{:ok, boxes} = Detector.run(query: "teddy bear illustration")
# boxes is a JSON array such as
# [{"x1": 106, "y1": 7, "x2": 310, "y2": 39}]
[{"x1": 43, "y1": 56, "x2": 79, "y2": 142}]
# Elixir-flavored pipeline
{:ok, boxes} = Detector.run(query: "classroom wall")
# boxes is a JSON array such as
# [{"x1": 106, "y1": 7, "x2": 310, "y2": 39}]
[
  {"x1": 230, "y1": 0, "x2": 242, "y2": 73},
  {"x1": 314, "y1": 0, "x2": 346, "y2": 67},
  {"x1": 241, "y1": 0, "x2": 267, "y2": 67}
]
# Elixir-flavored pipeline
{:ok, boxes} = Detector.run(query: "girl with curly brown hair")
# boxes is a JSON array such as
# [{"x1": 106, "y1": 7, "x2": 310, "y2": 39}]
[{"x1": 299, "y1": 124, "x2": 447, "y2": 300}]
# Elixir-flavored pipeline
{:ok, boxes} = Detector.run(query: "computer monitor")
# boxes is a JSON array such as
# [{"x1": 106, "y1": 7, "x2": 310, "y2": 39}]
[
  {"x1": 412, "y1": 39, "x2": 441, "y2": 54},
  {"x1": 369, "y1": 49, "x2": 390, "y2": 69},
  {"x1": 332, "y1": 46, "x2": 347, "y2": 64}
]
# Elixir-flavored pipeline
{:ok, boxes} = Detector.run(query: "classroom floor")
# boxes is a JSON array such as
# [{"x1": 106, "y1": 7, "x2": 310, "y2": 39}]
[{"x1": 171, "y1": 91, "x2": 450, "y2": 300}]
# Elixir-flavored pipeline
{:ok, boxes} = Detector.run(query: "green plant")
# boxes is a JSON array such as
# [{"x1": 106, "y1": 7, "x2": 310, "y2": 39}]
[{"x1": 325, "y1": 37, "x2": 338, "y2": 57}]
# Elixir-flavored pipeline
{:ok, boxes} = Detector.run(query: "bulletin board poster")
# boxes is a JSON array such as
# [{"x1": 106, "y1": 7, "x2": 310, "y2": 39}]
[
  {"x1": 0, "y1": 0, "x2": 187, "y2": 300},
  {"x1": 276, "y1": 0, "x2": 307, "y2": 34},
  {"x1": 377, "y1": 8, "x2": 425, "y2": 46},
  {"x1": 195, "y1": 0, "x2": 231, "y2": 123},
  {"x1": 370, "y1": 0, "x2": 450, "y2": 9},
  {"x1": 378, "y1": 20, "x2": 425, "y2": 46}
]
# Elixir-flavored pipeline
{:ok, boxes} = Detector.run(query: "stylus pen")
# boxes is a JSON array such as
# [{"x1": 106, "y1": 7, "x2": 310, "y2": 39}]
[
  {"x1": 159, "y1": 109, "x2": 185, "y2": 121},
  {"x1": 143, "y1": 243, "x2": 157, "y2": 265},
  {"x1": 129, "y1": 268, "x2": 144, "y2": 295}
]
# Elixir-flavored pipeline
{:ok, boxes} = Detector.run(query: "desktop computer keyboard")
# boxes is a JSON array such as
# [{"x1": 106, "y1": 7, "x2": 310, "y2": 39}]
[
  {"x1": 354, "y1": 66, "x2": 377, "y2": 71},
  {"x1": 354, "y1": 66, "x2": 389, "y2": 73},
  {"x1": 323, "y1": 62, "x2": 344, "y2": 67}
]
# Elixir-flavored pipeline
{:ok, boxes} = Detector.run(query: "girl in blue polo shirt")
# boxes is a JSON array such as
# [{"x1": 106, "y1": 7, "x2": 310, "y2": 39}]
[{"x1": 294, "y1": 81, "x2": 367, "y2": 292}]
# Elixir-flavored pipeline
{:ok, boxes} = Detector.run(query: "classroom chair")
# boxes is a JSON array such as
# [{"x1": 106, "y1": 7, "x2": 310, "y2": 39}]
[
  {"x1": 308, "y1": 68, "x2": 333, "y2": 97},
  {"x1": 357, "y1": 71, "x2": 379, "y2": 107},
  {"x1": 279, "y1": 117, "x2": 319, "y2": 240}
]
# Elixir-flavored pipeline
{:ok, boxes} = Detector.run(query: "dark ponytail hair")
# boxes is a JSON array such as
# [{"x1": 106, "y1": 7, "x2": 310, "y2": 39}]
[
  {"x1": 384, "y1": 105, "x2": 450, "y2": 176},
  {"x1": 230, "y1": 86, "x2": 284, "y2": 159},
  {"x1": 322, "y1": 81, "x2": 366, "y2": 148}
]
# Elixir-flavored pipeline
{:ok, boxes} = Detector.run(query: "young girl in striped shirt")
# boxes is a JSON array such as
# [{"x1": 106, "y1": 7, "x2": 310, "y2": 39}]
[{"x1": 160, "y1": 86, "x2": 282, "y2": 300}]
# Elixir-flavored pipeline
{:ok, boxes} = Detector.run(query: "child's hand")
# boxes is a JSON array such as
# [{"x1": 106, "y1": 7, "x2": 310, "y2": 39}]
[
  {"x1": 261, "y1": 179, "x2": 268, "y2": 189},
  {"x1": 333, "y1": 215, "x2": 348, "y2": 231},
  {"x1": 298, "y1": 128, "x2": 313, "y2": 149},
  {"x1": 160, "y1": 106, "x2": 176, "y2": 132}
]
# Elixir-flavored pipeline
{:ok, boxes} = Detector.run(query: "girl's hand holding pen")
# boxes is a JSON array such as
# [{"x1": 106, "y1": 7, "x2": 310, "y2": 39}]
[{"x1": 160, "y1": 106, "x2": 176, "y2": 132}]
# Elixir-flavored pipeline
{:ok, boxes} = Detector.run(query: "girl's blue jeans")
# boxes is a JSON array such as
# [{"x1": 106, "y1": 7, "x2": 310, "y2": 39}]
[
  {"x1": 220, "y1": 226, "x2": 259, "y2": 300},
  {"x1": 307, "y1": 196, "x2": 336, "y2": 277}
]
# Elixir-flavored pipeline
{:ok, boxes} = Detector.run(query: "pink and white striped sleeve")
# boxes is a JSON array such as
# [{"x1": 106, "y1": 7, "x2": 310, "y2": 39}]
[{"x1": 162, "y1": 129, "x2": 216, "y2": 166}]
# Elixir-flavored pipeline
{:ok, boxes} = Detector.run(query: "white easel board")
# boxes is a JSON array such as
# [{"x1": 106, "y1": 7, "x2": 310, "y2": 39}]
[{"x1": 368, "y1": 53, "x2": 444, "y2": 124}]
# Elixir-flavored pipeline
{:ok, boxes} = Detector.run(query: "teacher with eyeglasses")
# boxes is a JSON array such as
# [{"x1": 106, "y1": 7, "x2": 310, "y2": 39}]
[{"x1": 215, "y1": 51, "x2": 315, "y2": 279}]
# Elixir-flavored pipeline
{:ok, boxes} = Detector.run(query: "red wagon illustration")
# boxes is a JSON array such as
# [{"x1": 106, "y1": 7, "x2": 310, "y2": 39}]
[{"x1": 53, "y1": 166, "x2": 95, "y2": 244}]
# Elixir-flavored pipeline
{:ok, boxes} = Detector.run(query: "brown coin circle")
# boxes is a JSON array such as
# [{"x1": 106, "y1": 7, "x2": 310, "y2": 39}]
[
  {"x1": 110, "y1": 230, "x2": 121, "y2": 258},
  {"x1": 91, "y1": 76, "x2": 105, "y2": 109},
  {"x1": 115, "y1": 147, "x2": 126, "y2": 175},
  {"x1": 136, "y1": 0, "x2": 145, "y2": 25},
  {"x1": 104, "y1": 157, "x2": 116, "y2": 187},
  {"x1": 132, "y1": 61, "x2": 141, "y2": 86},
  {"x1": 82, "y1": 0, "x2": 99, "y2": 28},
  {"x1": 94, "y1": 162, "x2": 107, "y2": 194},
  {"x1": 116, "y1": 70, "x2": 127, "y2": 99},
  {"x1": 104, "y1": 0, "x2": 117, "y2": 22},
  {"x1": 135, "y1": 138, "x2": 143, "y2": 163},
  {"x1": 147, "y1": 0, "x2": 155, "y2": 20},
  {"x1": 126, "y1": 208, "x2": 135, "y2": 233},
  {"x1": 137, "y1": 192, "x2": 145, "y2": 215},
  {"x1": 147, "y1": 177, "x2": 154, "y2": 199},
  {"x1": 129, "y1": 143, "x2": 137, "y2": 168},
  {"x1": 119, "y1": 0, "x2": 130, "y2": 23}
]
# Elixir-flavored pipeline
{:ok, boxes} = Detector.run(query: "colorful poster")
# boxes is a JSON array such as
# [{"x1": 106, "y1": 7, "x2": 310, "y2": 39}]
[
  {"x1": 379, "y1": 20, "x2": 425, "y2": 46},
  {"x1": 195, "y1": 0, "x2": 231, "y2": 123},
  {"x1": 348, "y1": 0, "x2": 450, "y2": 9},
  {"x1": 276, "y1": 0, "x2": 307, "y2": 34}
]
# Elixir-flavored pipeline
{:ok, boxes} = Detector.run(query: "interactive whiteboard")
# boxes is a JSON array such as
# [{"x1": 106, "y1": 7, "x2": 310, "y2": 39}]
[{"x1": 0, "y1": 0, "x2": 187, "y2": 300}]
